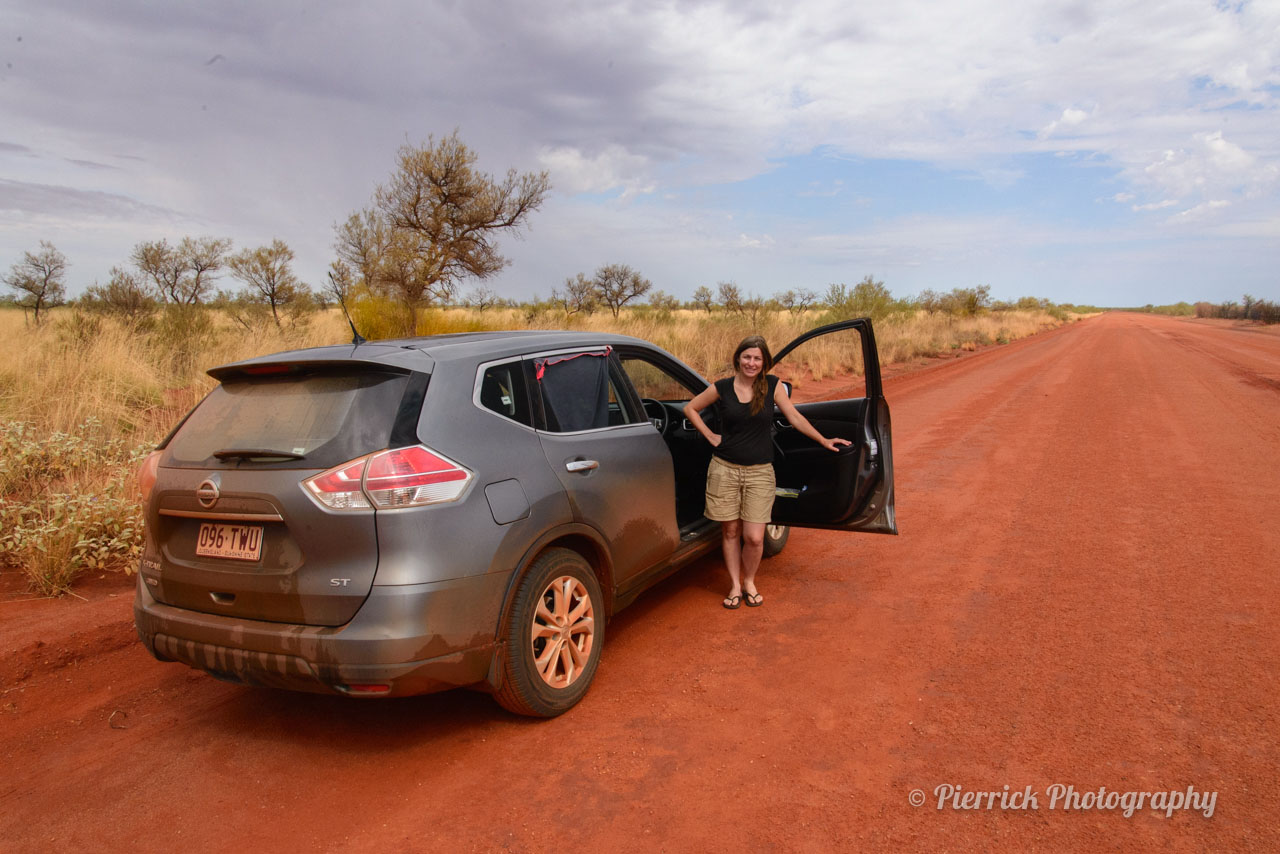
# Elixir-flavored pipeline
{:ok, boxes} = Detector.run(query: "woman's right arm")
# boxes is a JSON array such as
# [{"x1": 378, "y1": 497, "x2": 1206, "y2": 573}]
[{"x1": 683, "y1": 385, "x2": 722, "y2": 447}]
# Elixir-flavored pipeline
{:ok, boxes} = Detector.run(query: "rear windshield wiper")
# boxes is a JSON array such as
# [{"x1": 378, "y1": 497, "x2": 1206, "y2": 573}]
[{"x1": 213, "y1": 448, "x2": 307, "y2": 462}]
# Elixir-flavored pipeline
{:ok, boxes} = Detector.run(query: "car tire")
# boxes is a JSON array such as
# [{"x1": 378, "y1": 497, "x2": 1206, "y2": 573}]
[
  {"x1": 762, "y1": 524, "x2": 790, "y2": 558},
  {"x1": 494, "y1": 548, "x2": 605, "y2": 717}
]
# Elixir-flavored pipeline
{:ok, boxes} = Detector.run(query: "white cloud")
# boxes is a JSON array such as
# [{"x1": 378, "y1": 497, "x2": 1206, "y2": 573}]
[
  {"x1": 1040, "y1": 107, "x2": 1092, "y2": 138},
  {"x1": 735, "y1": 233, "x2": 776, "y2": 250},
  {"x1": 1137, "y1": 130, "x2": 1277, "y2": 205},
  {"x1": 1171, "y1": 199, "x2": 1231, "y2": 222},
  {"x1": 537, "y1": 145, "x2": 655, "y2": 198},
  {"x1": 1132, "y1": 199, "x2": 1178, "y2": 211}
]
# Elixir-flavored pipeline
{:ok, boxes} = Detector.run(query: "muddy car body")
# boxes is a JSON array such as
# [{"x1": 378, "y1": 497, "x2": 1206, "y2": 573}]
[{"x1": 134, "y1": 320, "x2": 896, "y2": 715}]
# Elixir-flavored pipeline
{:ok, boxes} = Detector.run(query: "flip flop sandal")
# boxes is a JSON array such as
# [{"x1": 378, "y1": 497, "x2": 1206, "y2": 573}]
[
  {"x1": 723, "y1": 594, "x2": 742, "y2": 610},
  {"x1": 744, "y1": 591, "x2": 764, "y2": 607}
]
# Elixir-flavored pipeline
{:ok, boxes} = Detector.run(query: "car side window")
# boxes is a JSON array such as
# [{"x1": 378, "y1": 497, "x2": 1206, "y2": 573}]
[
  {"x1": 772, "y1": 327, "x2": 868, "y2": 403},
  {"x1": 477, "y1": 361, "x2": 533, "y2": 427},
  {"x1": 536, "y1": 350, "x2": 640, "y2": 432},
  {"x1": 619, "y1": 355, "x2": 697, "y2": 402}
]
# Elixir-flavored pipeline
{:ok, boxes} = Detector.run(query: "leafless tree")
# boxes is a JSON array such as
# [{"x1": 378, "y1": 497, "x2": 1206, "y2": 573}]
[
  {"x1": 593, "y1": 264, "x2": 652, "y2": 318},
  {"x1": 742, "y1": 293, "x2": 767, "y2": 328},
  {"x1": 464, "y1": 285, "x2": 500, "y2": 311},
  {"x1": 776, "y1": 287, "x2": 817, "y2": 314},
  {"x1": 228, "y1": 239, "x2": 308, "y2": 328},
  {"x1": 692, "y1": 285, "x2": 715, "y2": 313},
  {"x1": 551, "y1": 272, "x2": 598, "y2": 316},
  {"x1": 717, "y1": 281, "x2": 743, "y2": 314},
  {"x1": 3, "y1": 241, "x2": 68, "y2": 324},
  {"x1": 132, "y1": 236, "x2": 231, "y2": 304},
  {"x1": 82, "y1": 267, "x2": 156, "y2": 322}
]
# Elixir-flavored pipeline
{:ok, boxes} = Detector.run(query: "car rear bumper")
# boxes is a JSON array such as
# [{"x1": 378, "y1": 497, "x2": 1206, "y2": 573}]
[{"x1": 133, "y1": 571, "x2": 510, "y2": 697}]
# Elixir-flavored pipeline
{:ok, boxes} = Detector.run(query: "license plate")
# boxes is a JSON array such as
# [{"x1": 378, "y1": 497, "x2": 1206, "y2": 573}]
[{"x1": 195, "y1": 523, "x2": 263, "y2": 561}]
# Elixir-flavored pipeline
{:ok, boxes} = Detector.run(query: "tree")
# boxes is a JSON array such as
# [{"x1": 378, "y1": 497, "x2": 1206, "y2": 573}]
[
  {"x1": 648, "y1": 289, "x2": 680, "y2": 320},
  {"x1": 826, "y1": 275, "x2": 903, "y2": 320},
  {"x1": 717, "y1": 281, "x2": 743, "y2": 314},
  {"x1": 551, "y1": 272, "x2": 597, "y2": 316},
  {"x1": 692, "y1": 285, "x2": 715, "y2": 313},
  {"x1": 464, "y1": 285, "x2": 500, "y2": 311},
  {"x1": 916, "y1": 288, "x2": 943, "y2": 316},
  {"x1": 82, "y1": 267, "x2": 157, "y2": 322},
  {"x1": 776, "y1": 287, "x2": 816, "y2": 314},
  {"x1": 131, "y1": 236, "x2": 231, "y2": 305},
  {"x1": 338, "y1": 131, "x2": 551, "y2": 330},
  {"x1": 943, "y1": 284, "x2": 991, "y2": 317},
  {"x1": 228, "y1": 239, "x2": 308, "y2": 328},
  {"x1": 742, "y1": 292, "x2": 767, "y2": 328},
  {"x1": 325, "y1": 260, "x2": 356, "y2": 310},
  {"x1": 334, "y1": 210, "x2": 389, "y2": 288},
  {"x1": 592, "y1": 263, "x2": 652, "y2": 317},
  {"x1": 3, "y1": 241, "x2": 68, "y2": 324}
]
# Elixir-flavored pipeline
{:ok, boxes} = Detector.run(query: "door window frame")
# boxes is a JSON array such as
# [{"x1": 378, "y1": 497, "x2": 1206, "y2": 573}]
[{"x1": 525, "y1": 347, "x2": 646, "y2": 435}]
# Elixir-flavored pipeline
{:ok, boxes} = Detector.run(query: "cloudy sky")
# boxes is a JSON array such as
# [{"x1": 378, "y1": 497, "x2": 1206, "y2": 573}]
[{"x1": 2, "y1": 0, "x2": 1278, "y2": 307}]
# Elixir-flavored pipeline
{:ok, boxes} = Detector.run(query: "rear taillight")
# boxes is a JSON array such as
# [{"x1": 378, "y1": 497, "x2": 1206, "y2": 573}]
[
  {"x1": 303, "y1": 459, "x2": 372, "y2": 510},
  {"x1": 137, "y1": 450, "x2": 162, "y2": 504},
  {"x1": 364, "y1": 446, "x2": 470, "y2": 507},
  {"x1": 302, "y1": 445, "x2": 472, "y2": 512}
]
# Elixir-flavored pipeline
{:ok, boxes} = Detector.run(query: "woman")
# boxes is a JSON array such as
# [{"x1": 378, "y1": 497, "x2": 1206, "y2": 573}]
[{"x1": 683, "y1": 335, "x2": 851, "y2": 609}]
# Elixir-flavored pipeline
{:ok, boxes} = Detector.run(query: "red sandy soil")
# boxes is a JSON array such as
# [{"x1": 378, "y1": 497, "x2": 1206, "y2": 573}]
[{"x1": 2, "y1": 312, "x2": 1277, "y2": 852}]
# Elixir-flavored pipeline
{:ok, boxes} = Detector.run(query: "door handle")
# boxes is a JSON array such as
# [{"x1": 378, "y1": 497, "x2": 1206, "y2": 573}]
[{"x1": 565, "y1": 459, "x2": 599, "y2": 473}]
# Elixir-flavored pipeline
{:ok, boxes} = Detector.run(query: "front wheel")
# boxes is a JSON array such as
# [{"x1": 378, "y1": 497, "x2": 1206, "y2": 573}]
[
  {"x1": 494, "y1": 548, "x2": 605, "y2": 717},
  {"x1": 762, "y1": 524, "x2": 790, "y2": 558}
]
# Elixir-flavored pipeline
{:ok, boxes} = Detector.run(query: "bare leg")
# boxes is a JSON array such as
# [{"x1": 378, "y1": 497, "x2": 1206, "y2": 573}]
[
  {"x1": 740, "y1": 521, "x2": 766, "y2": 603},
  {"x1": 721, "y1": 519, "x2": 743, "y2": 604}
]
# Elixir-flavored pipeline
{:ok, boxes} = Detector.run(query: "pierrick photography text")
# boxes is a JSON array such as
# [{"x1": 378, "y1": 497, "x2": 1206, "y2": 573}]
[{"x1": 912, "y1": 784, "x2": 1217, "y2": 818}]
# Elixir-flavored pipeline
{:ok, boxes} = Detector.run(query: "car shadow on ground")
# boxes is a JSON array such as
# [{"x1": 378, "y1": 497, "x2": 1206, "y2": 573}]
[{"x1": 176, "y1": 550, "x2": 730, "y2": 746}]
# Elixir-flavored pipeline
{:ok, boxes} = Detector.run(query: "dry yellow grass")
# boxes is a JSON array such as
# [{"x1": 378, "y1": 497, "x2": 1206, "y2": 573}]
[
  {"x1": 0, "y1": 301, "x2": 1076, "y2": 592},
  {"x1": 0, "y1": 304, "x2": 1075, "y2": 443}
]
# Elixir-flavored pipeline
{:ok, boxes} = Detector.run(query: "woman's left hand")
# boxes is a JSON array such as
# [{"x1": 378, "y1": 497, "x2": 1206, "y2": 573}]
[{"x1": 820, "y1": 437, "x2": 853, "y2": 452}]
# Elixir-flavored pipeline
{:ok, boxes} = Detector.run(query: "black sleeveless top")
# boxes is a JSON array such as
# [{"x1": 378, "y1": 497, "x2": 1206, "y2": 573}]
[{"x1": 712, "y1": 374, "x2": 778, "y2": 466}]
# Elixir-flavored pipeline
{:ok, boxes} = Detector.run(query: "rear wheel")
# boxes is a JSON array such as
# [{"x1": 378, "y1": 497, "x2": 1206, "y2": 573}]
[
  {"x1": 762, "y1": 524, "x2": 790, "y2": 557},
  {"x1": 494, "y1": 548, "x2": 604, "y2": 717}
]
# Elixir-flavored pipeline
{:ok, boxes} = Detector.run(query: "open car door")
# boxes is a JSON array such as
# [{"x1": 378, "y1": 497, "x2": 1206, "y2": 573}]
[{"x1": 769, "y1": 318, "x2": 897, "y2": 534}]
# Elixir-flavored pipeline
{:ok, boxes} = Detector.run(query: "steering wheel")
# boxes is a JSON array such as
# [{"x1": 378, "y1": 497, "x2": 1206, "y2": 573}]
[{"x1": 640, "y1": 399, "x2": 669, "y2": 435}]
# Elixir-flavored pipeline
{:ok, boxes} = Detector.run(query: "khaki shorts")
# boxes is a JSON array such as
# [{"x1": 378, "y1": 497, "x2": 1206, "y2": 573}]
[{"x1": 704, "y1": 456, "x2": 776, "y2": 524}]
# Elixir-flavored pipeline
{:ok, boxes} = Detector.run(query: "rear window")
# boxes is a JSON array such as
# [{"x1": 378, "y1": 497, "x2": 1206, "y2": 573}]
[{"x1": 165, "y1": 371, "x2": 412, "y2": 468}]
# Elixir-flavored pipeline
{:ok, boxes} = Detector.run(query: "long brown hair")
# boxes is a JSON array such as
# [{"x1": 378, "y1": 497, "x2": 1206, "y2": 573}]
[{"x1": 732, "y1": 335, "x2": 773, "y2": 415}]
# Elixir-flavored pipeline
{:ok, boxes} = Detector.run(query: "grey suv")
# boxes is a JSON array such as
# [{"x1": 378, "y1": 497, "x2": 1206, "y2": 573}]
[{"x1": 134, "y1": 319, "x2": 896, "y2": 716}]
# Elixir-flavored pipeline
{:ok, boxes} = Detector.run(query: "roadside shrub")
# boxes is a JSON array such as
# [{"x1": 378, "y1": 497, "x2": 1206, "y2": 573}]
[
  {"x1": 153, "y1": 304, "x2": 216, "y2": 377},
  {"x1": 81, "y1": 268, "x2": 158, "y2": 324},
  {"x1": 54, "y1": 311, "x2": 104, "y2": 349},
  {"x1": 0, "y1": 418, "x2": 150, "y2": 594}
]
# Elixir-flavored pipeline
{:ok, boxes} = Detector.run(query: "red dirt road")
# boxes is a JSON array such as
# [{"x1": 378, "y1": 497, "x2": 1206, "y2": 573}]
[{"x1": 2, "y1": 313, "x2": 1278, "y2": 852}]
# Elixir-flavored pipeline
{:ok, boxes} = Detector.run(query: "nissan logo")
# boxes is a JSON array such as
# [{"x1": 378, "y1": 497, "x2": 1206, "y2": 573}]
[{"x1": 196, "y1": 478, "x2": 220, "y2": 508}]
